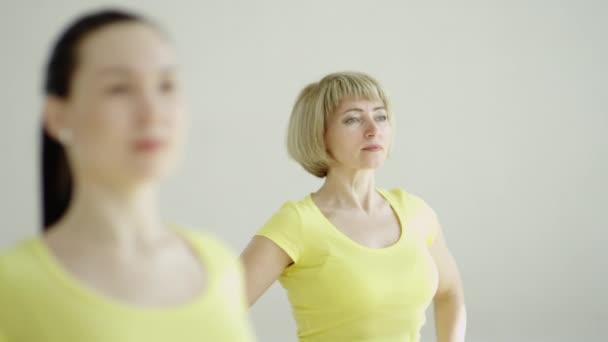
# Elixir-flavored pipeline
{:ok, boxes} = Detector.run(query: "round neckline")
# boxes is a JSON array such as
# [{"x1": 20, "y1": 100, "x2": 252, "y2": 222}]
[
  {"x1": 306, "y1": 188, "x2": 406, "y2": 252},
  {"x1": 31, "y1": 227, "x2": 215, "y2": 316}
]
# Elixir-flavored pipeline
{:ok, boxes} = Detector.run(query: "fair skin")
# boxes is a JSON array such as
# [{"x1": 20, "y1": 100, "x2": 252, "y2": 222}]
[
  {"x1": 42, "y1": 22, "x2": 206, "y2": 308},
  {"x1": 241, "y1": 98, "x2": 466, "y2": 341}
]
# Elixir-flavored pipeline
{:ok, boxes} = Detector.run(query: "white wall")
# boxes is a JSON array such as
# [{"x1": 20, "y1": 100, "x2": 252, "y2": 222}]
[{"x1": 1, "y1": 1, "x2": 606, "y2": 341}]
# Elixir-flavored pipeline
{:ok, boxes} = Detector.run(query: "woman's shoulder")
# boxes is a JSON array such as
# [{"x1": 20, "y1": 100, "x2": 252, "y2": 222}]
[
  {"x1": 259, "y1": 196, "x2": 310, "y2": 227},
  {"x1": 172, "y1": 227, "x2": 249, "y2": 290},
  {"x1": 171, "y1": 226, "x2": 244, "y2": 273},
  {"x1": 380, "y1": 187, "x2": 437, "y2": 216},
  {"x1": 381, "y1": 188, "x2": 441, "y2": 245},
  {"x1": 274, "y1": 196, "x2": 310, "y2": 215},
  {"x1": 381, "y1": 187, "x2": 421, "y2": 204},
  {"x1": 0, "y1": 237, "x2": 45, "y2": 293},
  {"x1": 0, "y1": 237, "x2": 42, "y2": 269}
]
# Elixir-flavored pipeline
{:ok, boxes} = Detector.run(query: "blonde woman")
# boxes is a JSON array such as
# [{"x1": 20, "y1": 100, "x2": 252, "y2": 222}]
[{"x1": 242, "y1": 72, "x2": 466, "y2": 342}]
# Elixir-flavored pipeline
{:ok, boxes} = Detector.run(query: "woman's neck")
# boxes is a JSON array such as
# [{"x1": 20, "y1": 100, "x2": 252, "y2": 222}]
[
  {"x1": 314, "y1": 168, "x2": 379, "y2": 212},
  {"x1": 46, "y1": 179, "x2": 166, "y2": 246}
]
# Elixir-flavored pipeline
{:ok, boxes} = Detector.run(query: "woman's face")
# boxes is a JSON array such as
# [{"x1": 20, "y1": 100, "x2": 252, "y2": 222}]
[
  {"x1": 48, "y1": 22, "x2": 184, "y2": 188},
  {"x1": 324, "y1": 97, "x2": 392, "y2": 173}
]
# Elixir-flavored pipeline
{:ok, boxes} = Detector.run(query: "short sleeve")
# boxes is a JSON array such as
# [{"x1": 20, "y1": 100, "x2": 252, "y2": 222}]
[{"x1": 255, "y1": 201, "x2": 303, "y2": 263}]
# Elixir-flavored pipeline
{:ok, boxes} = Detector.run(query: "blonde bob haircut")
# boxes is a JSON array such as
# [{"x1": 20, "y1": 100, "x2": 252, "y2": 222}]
[{"x1": 287, "y1": 71, "x2": 392, "y2": 178}]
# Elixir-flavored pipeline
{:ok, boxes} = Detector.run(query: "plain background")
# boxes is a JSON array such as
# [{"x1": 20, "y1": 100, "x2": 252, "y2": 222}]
[{"x1": 1, "y1": 1, "x2": 606, "y2": 341}]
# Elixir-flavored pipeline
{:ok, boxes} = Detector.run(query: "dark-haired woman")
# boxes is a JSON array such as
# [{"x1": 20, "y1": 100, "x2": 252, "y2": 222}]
[{"x1": 0, "y1": 9, "x2": 254, "y2": 342}]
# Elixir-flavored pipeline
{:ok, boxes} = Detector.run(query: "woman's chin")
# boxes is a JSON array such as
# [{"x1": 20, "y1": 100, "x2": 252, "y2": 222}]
[
  {"x1": 125, "y1": 160, "x2": 176, "y2": 183},
  {"x1": 359, "y1": 158, "x2": 386, "y2": 170}
]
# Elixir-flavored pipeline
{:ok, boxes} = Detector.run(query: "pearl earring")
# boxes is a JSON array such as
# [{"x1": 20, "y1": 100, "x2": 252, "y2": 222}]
[{"x1": 58, "y1": 129, "x2": 73, "y2": 144}]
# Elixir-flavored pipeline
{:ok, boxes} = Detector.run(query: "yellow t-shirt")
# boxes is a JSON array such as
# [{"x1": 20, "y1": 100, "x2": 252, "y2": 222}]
[
  {"x1": 0, "y1": 229, "x2": 255, "y2": 342},
  {"x1": 257, "y1": 188, "x2": 440, "y2": 342}
]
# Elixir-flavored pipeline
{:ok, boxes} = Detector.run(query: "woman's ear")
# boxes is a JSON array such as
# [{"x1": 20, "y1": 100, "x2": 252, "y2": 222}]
[{"x1": 43, "y1": 96, "x2": 72, "y2": 145}]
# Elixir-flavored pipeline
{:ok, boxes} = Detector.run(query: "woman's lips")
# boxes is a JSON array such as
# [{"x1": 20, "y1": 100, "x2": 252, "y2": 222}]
[
  {"x1": 134, "y1": 138, "x2": 165, "y2": 152},
  {"x1": 362, "y1": 144, "x2": 383, "y2": 151}
]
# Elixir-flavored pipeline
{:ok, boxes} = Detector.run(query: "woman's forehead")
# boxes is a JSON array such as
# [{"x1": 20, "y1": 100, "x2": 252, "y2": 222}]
[{"x1": 76, "y1": 23, "x2": 174, "y2": 76}]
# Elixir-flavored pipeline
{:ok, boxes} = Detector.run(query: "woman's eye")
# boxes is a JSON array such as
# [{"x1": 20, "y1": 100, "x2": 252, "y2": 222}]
[
  {"x1": 375, "y1": 115, "x2": 388, "y2": 122},
  {"x1": 160, "y1": 80, "x2": 175, "y2": 93},
  {"x1": 107, "y1": 84, "x2": 130, "y2": 94},
  {"x1": 344, "y1": 117, "x2": 359, "y2": 125}
]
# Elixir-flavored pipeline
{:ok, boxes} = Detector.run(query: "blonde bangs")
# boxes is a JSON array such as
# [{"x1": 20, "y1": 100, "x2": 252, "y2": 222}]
[{"x1": 319, "y1": 72, "x2": 391, "y2": 120}]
